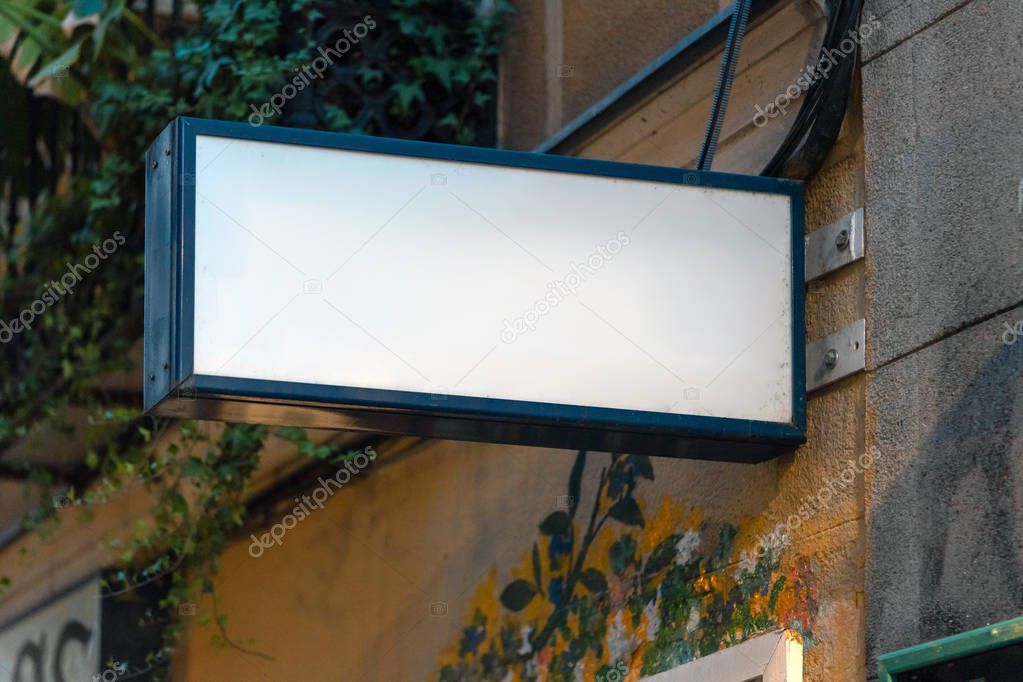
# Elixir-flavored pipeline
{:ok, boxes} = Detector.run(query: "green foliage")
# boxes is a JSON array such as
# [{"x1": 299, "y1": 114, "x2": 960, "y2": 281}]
[
  {"x1": 386, "y1": 0, "x2": 512, "y2": 142},
  {"x1": 0, "y1": 0, "x2": 159, "y2": 103},
  {"x1": 0, "y1": 0, "x2": 509, "y2": 675}
]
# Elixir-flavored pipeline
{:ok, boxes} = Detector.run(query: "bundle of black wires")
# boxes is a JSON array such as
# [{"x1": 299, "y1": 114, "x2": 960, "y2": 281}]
[
  {"x1": 761, "y1": 0, "x2": 865, "y2": 178},
  {"x1": 697, "y1": 0, "x2": 865, "y2": 179}
]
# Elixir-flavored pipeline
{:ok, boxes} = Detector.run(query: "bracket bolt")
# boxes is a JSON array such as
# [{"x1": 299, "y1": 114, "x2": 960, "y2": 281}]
[
  {"x1": 824, "y1": 348, "x2": 839, "y2": 370},
  {"x1": 835, "y1": 229, "x2": 850, "y2": 251}
]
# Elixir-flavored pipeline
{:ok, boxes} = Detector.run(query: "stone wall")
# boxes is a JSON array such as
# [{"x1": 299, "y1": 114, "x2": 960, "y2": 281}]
[{"x1": 861, "y1": 0, "x2": 1023, "y2": 674}]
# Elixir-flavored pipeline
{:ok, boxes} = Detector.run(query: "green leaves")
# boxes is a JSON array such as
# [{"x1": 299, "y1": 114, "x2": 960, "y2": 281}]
[
  {"x1": 322, "y1": 104, "x2": 352, "y2": 131},
  {"x1": 608, "y1": 497, "x2": 644, "y2": 527},
  {"x1": 579, "y1": 568, "x2": 607, "y2": 594},
  {"x1": 0, "y1": 0, "x2": 152, "y2": 104},
  {"x1": 499, "y1": 579, "x2": 536, "y2": 612},
  {"x1": 632, "y1": 455, "x2": 654, "y2": 481},
  {"x1": 180, "y1": 457, "x2": 206, "y2": 481},
  {"x1": 412, "y1": 55, "x2": 471, "y2": 93},
  {"x1": 390, "y1": 81, "x2": 424, "y2": 117},
  {"x1": 610, "y1": 535, "x2": 637, "y2": 575},
  {"x1": 275, "y1": 427, "x2": 365, "y2": 463},
  {"x1": 168, "y1": 491, "x2": 189, "y2": 518},
  {"x1": 768, "y1": 575, "x2": 787, "y2": 611},
  {"x1": 382, "y1": 0, "x2": 511, "y2": 142},
  {"x1": 567, "y1": 450, "x2": 585, "y2": 518},
  {"x1": 356, "y1": 64, "x2": 384, "y2": 88},
  {"x1": 27, "y1": 37, "x2": 80, "y2": 85},
  {"x1": 708, "y1": 524, "x2": 737, "y2": 572},
  {"x1": 539, "y1": 510, "x2": 571, "y2": 536},
  {"x1": 644, "y1": 534, "x2": 681, "y2": 576}
]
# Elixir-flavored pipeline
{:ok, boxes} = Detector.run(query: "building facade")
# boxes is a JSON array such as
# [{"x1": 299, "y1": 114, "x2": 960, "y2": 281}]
[{"x1": 0, "y1": 0, "x2": 1020, "y2": 680}]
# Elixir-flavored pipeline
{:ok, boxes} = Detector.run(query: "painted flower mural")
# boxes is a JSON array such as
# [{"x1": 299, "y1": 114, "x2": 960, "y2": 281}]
[{"x1": 435, "y1": 452, "x2": 819, "y2": 682}]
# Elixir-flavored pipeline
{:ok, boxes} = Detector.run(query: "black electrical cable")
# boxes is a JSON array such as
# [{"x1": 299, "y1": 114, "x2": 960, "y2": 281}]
[
  {"x1": 761, "y1": 0, "x2": 864, "y2": 178},
  {"x1": 694, "y1": 0, "x2": 864, "y2": 178},
  {"x1": 696, "y1": 0, "x2": 753, "y2": 171}
]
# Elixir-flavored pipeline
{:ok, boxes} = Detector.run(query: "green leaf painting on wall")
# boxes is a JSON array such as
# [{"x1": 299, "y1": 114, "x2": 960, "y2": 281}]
[{"x1": 436, "y1": 452, "x2": 820, "y2": 682}]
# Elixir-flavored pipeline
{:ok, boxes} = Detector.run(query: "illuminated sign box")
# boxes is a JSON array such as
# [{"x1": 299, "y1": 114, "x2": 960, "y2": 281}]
[{"x1": 144, "y1": 118, "x2": 805, "y2": 461}]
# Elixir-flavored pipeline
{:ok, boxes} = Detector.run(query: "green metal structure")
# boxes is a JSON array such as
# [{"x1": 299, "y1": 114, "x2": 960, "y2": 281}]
[{"x1": 877, "y1": 616, "x2": 1023, "y2": 681}]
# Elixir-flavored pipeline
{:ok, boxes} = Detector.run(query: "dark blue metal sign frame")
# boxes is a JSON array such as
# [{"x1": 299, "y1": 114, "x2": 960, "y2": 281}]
[{"x1": 144, "y1": 117, "x2": 805, "y2": 462}]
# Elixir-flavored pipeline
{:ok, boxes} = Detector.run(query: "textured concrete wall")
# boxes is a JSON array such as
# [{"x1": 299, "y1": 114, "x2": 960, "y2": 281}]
[{"x1": 861, "y1": 0, "x2": 1023, "y2": 674}]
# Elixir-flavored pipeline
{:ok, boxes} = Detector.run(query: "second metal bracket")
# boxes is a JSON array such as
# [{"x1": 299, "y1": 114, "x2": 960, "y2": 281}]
[
  {"x1": 807, "y1": 319, "x2": 865, "y2": 392},
  {"x1": 805, "y1": 208, "x2": 863, "y2": 282}
]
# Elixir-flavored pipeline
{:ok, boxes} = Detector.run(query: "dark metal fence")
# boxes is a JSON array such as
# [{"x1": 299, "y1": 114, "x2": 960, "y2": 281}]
[{"x1": 0, "y1": 67, "x2": 98, "y2": 231}]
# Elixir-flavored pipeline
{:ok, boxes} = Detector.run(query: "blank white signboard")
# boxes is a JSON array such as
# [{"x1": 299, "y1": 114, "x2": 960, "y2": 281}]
[{"x1": 144, "y1": 118, "x2": 804, "y2": 461}]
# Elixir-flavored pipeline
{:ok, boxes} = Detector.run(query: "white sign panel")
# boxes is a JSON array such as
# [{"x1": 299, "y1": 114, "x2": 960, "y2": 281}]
[{"x1": 145, "y1": 118, "x2": 805, "y2": 461}]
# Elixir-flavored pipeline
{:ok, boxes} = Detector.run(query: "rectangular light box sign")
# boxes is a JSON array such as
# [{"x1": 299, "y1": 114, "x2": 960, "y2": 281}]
[{"x1": 144, "y1": 117, "x2": 805, "y2": 462}]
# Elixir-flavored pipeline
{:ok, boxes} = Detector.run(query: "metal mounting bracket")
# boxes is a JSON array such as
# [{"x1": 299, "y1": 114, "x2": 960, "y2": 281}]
[
  {"x1": 807, "y1": 319, "x2": 865, "y2": 392},
  {"x1": 805, "y1": 208, "x2": 863, "y2": 282}
]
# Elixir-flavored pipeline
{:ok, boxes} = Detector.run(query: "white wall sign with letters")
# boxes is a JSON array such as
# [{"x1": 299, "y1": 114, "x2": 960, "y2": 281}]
[{"x1": 0, "y1": 578, "x2": 99, "y2": 682}]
